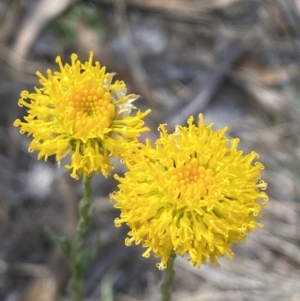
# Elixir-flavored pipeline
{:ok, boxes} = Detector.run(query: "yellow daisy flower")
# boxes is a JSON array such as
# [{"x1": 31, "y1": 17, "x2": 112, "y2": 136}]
[
  {"x1": 14, "y1": 52, "x2": 150, "y2": 179},
  {"x1": 111, "y1": 114, "x2": 268, "y2": 270}
]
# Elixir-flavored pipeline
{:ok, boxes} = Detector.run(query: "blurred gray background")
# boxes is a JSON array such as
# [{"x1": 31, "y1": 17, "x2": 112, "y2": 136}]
[{"x1": 0, "y1": 0, "x2": 300, "y2": 300}]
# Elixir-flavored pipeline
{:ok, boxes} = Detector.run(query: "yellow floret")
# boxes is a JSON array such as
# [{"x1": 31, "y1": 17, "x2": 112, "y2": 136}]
[{"x1": 111, "y1": 114, "x2": 268, "y2": 269}]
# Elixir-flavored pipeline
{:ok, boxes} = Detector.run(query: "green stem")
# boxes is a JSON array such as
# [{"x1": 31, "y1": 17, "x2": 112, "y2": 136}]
[
  {"x1": 70, "y1": 175, "x2": 93, "y2": 301},
  {"x1": 161, "y1": 252, "x2": 176, "y2": 301},
  {"x1": 76, "y1": 176, "x2": 93, "y2": 246}
]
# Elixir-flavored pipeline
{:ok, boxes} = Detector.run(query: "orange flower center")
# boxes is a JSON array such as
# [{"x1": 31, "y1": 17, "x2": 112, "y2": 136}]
[
  {"x1": 169, "y1": 158, "x2": 214, "y2": 198},
  {"x1": 67, "y1": 80, "x2": 115, "y2": 132}
]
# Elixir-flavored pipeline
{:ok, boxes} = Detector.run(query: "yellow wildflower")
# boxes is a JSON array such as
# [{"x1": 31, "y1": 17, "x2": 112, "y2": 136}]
[
  {"x1": 111, "y1": 114, "x2": 268, "y2": 270},
  {"x1": 14, "y1": 52, "x2": 150, "y2": 179}
]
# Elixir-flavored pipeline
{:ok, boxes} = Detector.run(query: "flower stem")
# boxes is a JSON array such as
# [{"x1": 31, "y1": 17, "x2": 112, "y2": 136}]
[
  {"x1": 69, "y1": 175, "x2": 93, "y2": 301},
  {"x1": 160, "y1": 252, "x2": 176, "y2": 301},
  {"x1": 76, "y1": 176, "x2": 93, "y2": 246}
]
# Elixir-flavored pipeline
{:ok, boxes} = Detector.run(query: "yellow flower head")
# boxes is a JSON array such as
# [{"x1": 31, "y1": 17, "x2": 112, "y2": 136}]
[
  {"x1": 14, "y1": 52, "x2": 150, "y2": 179},
  {"x1": 111, "y1": 114, "x2": 268, "y2": 270}
]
